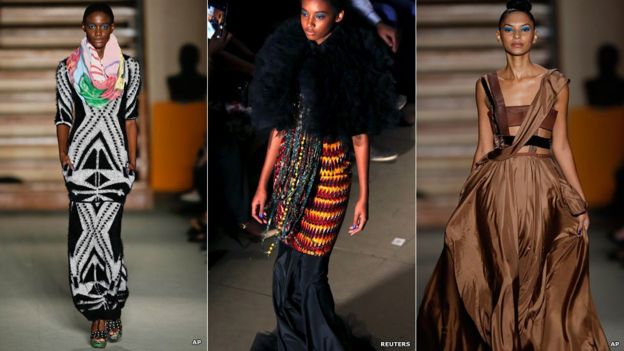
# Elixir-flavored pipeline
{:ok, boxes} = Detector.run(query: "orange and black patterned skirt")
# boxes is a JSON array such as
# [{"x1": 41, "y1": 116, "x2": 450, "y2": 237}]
[{"x1": 272, "y1": 138, "x2": 352, "y2": 257}]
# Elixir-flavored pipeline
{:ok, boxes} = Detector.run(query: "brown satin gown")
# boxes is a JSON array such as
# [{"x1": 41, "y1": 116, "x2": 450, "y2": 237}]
[{"x1": 417, "y1": 70, "x2": 610, "y2": 351}]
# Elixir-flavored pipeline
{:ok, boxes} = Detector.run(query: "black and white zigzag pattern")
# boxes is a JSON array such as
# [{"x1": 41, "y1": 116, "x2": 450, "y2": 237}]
[
  {"x1": 55, "y1": 56, "x2": 141, "y2": 202},
  {"x1": 57, "y1": 55, "x2": 140, "y2": 320},
  {"x1": 69, "y1": 202, "x2": 128, "y2": 316}
]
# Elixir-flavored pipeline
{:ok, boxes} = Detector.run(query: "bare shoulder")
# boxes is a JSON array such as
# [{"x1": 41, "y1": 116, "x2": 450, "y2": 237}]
[
  {"x1": 474, "y1": 76, "x2": 488, "y2": 109},
  {"x1": 475, "y1": 73, "x2": 491, "y2": 90},
  {"x1": 475, "y1": 77, "x2": 483, "y2": 90},
  {"x1": 475, "y1": 77, "x2": 487, "y2": 97},
  {"x1": 546, "y1": 67, "x2": 570, "y2": 94}
]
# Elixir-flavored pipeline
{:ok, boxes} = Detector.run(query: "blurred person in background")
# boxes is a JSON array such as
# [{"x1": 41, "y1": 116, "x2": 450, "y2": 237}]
[
  {"x1": 351, "y1": 0, "x2": 415, "y2": 162},
  {"x1": 208, "y1": 1, "x2": 263, "y2": 256},
  {"x1": 584, "y1": 43, "x2": 624, "y2": 266},
  {"x1": 585, "y1": 43, "x2": 624, "y2": 107},
  {"x1": 168, "y1": 43, "x2": 207, "y2": 102},
  {"x1": 167, "y1": 44, "x2": 208, "y2": 247}
]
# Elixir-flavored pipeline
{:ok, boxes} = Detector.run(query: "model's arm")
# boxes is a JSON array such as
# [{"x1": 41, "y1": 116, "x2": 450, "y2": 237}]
[
  {"x1": 125, "y1": 119, "x2": 138, "y2": 171},
  {"x1": 472, "y1": 79, "x2": 495, "y2": 171},
  {"x1": 55, "y1": 62, "x2": 74, "y2": 169},
  {"x1": 551, "y1": 85, "x2": 590, "y2": 233},
  {"x1": 56, "y1": 125, "x2": 72, "y2": 168},
  {"x1": 349, "y1": 133, "x2": 369, "y2": 235},
  {"x1": 251, "y1": 129, "x2": 284, "y2": 224},
  {"x1": 124, "y1": 60, "x2": 141, "y2": 171}
]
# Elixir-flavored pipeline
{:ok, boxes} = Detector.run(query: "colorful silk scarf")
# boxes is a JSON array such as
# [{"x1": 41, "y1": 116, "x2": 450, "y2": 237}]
[{"x1": 66, "y1": 33, "x2": 126, "y2": 108}]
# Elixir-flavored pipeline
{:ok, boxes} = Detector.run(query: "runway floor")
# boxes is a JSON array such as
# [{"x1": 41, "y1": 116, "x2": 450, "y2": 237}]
[
  {"x1": 208, "y1": 122, "x2": 416, "y2": 350},
  {"x1": 0, "y1": 199, "x2": 207, "y2": 351}
]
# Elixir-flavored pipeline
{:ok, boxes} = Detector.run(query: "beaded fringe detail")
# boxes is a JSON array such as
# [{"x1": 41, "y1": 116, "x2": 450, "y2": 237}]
[{"x1": 267, "y1": 121, "x2": 323, "y2": 241}]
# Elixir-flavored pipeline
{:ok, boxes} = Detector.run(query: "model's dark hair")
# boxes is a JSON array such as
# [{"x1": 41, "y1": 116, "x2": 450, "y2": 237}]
[
  {"x1": 328, "y1": 0, "x2": 347, "y2": 11},
  {"x1": 83, "y1": 2, "x2": 114, "y2": 24},
  {"x1": 498, "y1": 0, "x2": 535, "y2": 28},
  {"x1": 302, "y1": 0, "x2": 347, "y2": 12}
]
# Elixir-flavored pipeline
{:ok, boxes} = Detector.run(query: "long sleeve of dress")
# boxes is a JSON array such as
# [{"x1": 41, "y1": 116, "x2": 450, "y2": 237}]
[
  {"x1": 124, "y1": 58, "x2": 141, "y2": 120},
  {"x1": 55, "y1": 61, "x2": 74, "y2": 127}
]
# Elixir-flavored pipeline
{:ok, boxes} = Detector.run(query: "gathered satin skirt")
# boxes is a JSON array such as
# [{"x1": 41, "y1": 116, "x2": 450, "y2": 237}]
[
  {"x1": 417, "y1": 155, "x2": 609, "y2": 350},
  {"x1": 272, "y1": 241, "x2": 349, "y2": 350},
  {"x1": 251, "y1": 241, "x2": 354, "y2": 351}
]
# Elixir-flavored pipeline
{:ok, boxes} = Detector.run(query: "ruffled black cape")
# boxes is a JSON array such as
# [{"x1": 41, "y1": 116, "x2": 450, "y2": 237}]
[{"x1": 250, "y1": 17, "x2": 400, "y2": 141}]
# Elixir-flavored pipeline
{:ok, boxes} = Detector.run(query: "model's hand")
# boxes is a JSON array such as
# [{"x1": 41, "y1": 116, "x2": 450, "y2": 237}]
[
  {"x1": 349, "y1": 199, "x2": 368, "y2": 236},
  {"x1": 576, "y1": 212, "x2": 590, "y2": 236},
  {"x1": 376, "y1": 22, "x2": 399, "y2": 53},
  {"x1": 251, "y1": 188, "x2": 268, "y2": 224},
  {"x1": 60, "y1": 153, "x2": 74, "y2": 170},
  {"x1": 127, "y1": 162, "x2": 136, "y2": 172}
]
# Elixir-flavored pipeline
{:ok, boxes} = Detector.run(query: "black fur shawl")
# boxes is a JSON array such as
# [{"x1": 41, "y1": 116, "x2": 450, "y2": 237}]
[{"x1": 250, "y1": 17, "x2": 399, "y2": 140}]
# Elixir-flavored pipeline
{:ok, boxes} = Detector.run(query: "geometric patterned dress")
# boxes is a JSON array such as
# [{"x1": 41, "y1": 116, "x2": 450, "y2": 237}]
[
  {"x1": 250, "y1": 19, "x2": 399, "y2": 350},
  {"x1": 272, "y1": 136, "x2": 352, "y2": 257},
  {"x1": 264, "y1": 92, "x2": 355, "y2": 349},
  {"x1": 55, "y1": 54, "x2": 141, "y2": 321}
]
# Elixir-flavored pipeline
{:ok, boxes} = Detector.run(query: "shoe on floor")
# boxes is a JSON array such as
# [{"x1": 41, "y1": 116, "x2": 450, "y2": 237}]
[
  {"x1": 239, "y1": 220, "x2": 265, "y2": 239},
  {"x1": 370, "y1": 146, "x2": 398, "y2": 162},
  {"x1": 180, "y1": 190, "x2": 201, "y2": 203},
  {"x1": 396, "y1": 94, "x2": 407, "y2": 111}
]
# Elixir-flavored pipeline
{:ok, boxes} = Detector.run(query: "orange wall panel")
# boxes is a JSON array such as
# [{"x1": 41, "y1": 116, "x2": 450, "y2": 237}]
[
  {"x1": 568, "y1": 107, "x2": 624, "y2": 207},
  {"x1": 150, "y1": 102, "x2": 206, "y2": 192}
]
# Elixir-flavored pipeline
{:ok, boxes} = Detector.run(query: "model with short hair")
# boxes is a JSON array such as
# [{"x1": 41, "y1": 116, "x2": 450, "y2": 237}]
[
  {"x1": 250, "y1": 0, "x2": 399, "y2": 348},
  {"x1": 55, "y1": 2, "x2": 141, "y2": 348}
]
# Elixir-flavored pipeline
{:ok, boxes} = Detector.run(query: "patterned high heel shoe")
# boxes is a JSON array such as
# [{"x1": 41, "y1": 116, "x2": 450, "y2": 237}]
[
  {"x1": 90, "y1": 320, "x2": 107, "y2": 348},
  {"x1": 106, "y1": 319, "x2": 123, "y2": 342}
]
